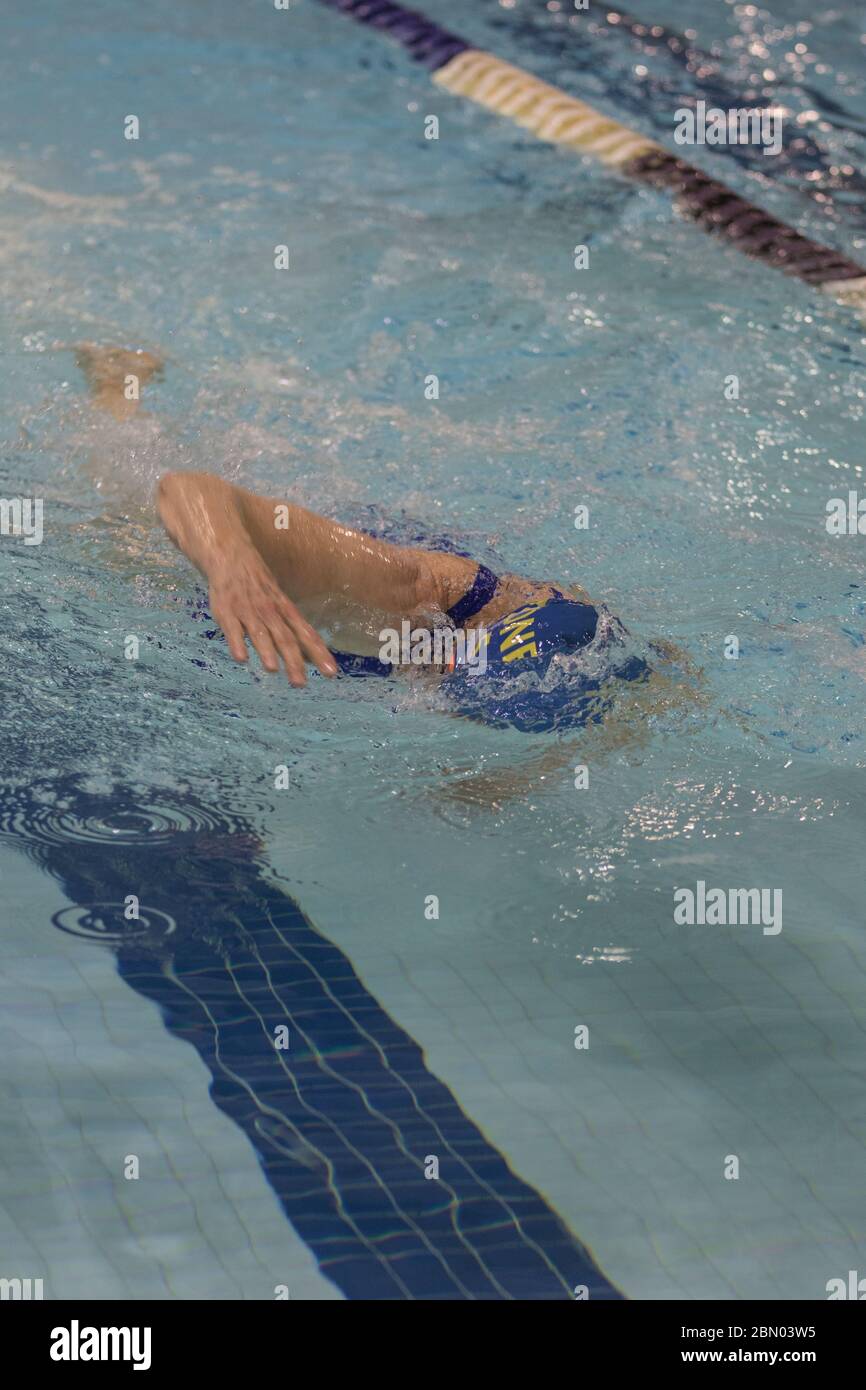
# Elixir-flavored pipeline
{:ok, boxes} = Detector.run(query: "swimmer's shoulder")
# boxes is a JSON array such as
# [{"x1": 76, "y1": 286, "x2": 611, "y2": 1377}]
[
  {"x1": 554, "y1": 581, "x2": 594, "y2": 606},
  {"x1": 470, "y1": 574, "x2": 594, "y2": 628},
  {"x1": 502, "y1": 575, "x2": 594, "y2": 606}
]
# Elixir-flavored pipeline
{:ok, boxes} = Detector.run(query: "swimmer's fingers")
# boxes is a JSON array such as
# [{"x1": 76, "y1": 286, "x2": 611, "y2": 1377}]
[
  {"x1": 272, "y1": 596, "x2": 337, "y2": 679},
  {"x1": 208, "y1": 577, "x2": 336, "y2": 684},
  {"x1": 242, "y1": 617, "x2": 283, "y2": 678},
  {"x1": 211, "y1": 598, "x2": 283, "y2": 677},
  {"x1": 210, "y1": 605, "x2": 249, "y2": 665},
  {"x1": 261, "y1": 610, "x2": 308, "y2": 688},
  {"x1": 264, "y1": 608, "x2": 336, "y2": 686},
  {"x1": 247, "y1": 601, "x2": 329, "y2": 687}
]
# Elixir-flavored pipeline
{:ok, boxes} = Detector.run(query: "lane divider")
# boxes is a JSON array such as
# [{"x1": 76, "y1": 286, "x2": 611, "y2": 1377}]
[
  {"x1": 433, "y1": 48, "x2": 662, "y2": 169},
  {"x1": 313, "y1": 0, "x2": 866, "y2": 309}
]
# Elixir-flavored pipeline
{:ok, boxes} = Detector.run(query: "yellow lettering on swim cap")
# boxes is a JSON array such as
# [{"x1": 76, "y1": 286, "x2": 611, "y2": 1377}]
[
  {"x1": 501, "y1": 641, "x2": 538, "y2": 663},
  {"x1": 499, "y1": 617, "x2": 536, "y2": 651},
  {"x1": 499, "y1": 603, "x2": 542, "y2": 635}
]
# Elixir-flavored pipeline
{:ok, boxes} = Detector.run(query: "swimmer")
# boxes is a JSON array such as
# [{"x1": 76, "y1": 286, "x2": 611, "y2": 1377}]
[
  {"x1": 156, "y1": 468, "x2": 653, "y2": 732},
  {"x1": 79, "y1": 343, "x2": 657, "y2": 735}
]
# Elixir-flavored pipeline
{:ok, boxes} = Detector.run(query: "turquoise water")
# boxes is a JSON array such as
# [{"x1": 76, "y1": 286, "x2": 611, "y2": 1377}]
[{"x1": 1, "y1": 0, "x2": 865, "y2": 1299}]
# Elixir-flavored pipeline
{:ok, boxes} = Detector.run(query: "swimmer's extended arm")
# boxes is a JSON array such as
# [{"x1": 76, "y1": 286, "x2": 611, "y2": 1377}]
[
  {"x1": 157, "y1": 471, "x2": 338, "y2": 685},
  {"x1": 157, "y1": 470, "x2": 446, "y2": 682}
]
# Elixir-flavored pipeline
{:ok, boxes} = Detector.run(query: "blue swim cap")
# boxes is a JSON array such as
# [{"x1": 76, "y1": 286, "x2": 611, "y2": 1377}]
[{"x1": 444, "y1": 598, "x2": 649, "y2": 733}]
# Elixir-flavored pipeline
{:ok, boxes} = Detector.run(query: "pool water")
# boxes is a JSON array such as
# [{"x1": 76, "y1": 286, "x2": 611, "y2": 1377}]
[{"x1": 1, "y1": 0, "x2": 865, "y2": 1299}]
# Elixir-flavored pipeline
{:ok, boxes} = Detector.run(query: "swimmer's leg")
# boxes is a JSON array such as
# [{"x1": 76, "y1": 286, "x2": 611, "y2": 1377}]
[{"x1": 75, "y1": 343, "x2": 163, "y2": 420}]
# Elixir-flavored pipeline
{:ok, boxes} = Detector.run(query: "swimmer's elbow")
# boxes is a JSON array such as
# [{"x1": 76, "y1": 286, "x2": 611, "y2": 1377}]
[
  {"x1": 156, "y1": 470, "x2": 212, "y2": 539},
  {"x1": 157, "y1": 468, "x2": 214, "y2": 499},
  {"x1": 156, "y1": 469, "x2": 224, "y2": 519},
  {"x1": 157, "y1": 471, "x2": 176, "y2": 503},
  {"x1": 157, "y1": 472, "x2": 246, "y2": 568},
  {"x1": 156, "y1": 471, "x2": 184, "y2": 529}
]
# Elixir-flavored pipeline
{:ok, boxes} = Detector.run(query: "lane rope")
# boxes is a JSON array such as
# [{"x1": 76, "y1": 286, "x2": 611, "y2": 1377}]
[{"x1": 313, "y1": 0, "x2": 866, "y2": 309}]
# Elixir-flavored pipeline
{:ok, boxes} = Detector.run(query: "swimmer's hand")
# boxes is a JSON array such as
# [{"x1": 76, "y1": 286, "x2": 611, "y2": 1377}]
[
  {"x1": 157, "y1": 471, "x2": 337, "y2": 686},
  {"x1": 208, "y1": 549, "x2": 338, "y2": 686}
]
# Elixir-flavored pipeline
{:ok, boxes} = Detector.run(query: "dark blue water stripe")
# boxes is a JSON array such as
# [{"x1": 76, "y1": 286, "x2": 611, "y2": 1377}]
[
  {"x1": 3, "y1": 778, "x2": 622, "y2": 1300},
  {"x1": 314, "y1": 0, "x2": 469, "y2": 70},
  {"x1": 584, "y1": 3, "x2": 866, "y2": 140},
  {"x1": 498, "y1": 1, "x2": 866, "y2": 195}
]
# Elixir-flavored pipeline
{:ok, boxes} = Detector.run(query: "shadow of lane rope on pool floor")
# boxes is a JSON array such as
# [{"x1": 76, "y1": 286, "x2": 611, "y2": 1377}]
[{"x1": 2, "y1": 777, "x2": 623, "y2": 1301}]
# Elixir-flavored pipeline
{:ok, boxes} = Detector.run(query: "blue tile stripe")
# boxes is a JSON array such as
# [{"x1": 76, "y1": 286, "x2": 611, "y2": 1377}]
[{"x1": 2, "y1": 779, "x2": 622, "y2": 1300}]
